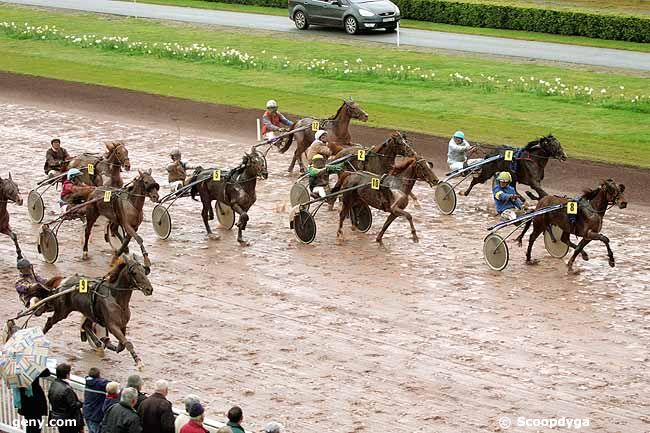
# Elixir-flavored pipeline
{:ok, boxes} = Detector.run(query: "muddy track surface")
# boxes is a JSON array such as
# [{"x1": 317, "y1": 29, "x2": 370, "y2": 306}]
[{"x1": 0, "y1": 73, "x2": 649, "y2": 433}]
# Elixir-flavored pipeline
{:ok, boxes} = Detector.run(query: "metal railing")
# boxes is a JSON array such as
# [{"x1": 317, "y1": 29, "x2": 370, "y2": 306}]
[{"x1": 1, "y1": 368, "x2": 224, "y2": 433}]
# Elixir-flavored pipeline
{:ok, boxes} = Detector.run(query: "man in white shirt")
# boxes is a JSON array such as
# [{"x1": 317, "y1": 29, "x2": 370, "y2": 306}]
[{"x1": 447, "y1": 131, "x2": 481, "y2": 171}]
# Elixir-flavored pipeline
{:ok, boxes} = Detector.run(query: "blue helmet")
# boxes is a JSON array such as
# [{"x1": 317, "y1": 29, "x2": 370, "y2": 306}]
[
  {"x1": 453, "y1": 131, "x2": 465, "y2": 140},
  {"x1": 67, "y1": 168, "x2": 82, "y2": 180}
]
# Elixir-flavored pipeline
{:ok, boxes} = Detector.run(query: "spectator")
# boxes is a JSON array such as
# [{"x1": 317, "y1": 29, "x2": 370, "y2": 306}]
[
  {"x1": 180, "y1": 402, "x2": 208, "y2": 433},
  {"x1": 264, "y1": 422, "x2": 283, "y2": 433},
  {"x1": 47, "y1": 363, "x2": 84, "y2": 433},
  {"x1": 215, "y1": 427, "x2": 232, "y2": 433},
  {"x1": 226, "y1": 407, "x2": 245, "y2": 433},
  {"x1": 101, "y1": 387, "x2": 142, "y2": 433},
  {"x1": 138, "y1": 379, "x2": 175, "y2": 433},
  {"x1": 84, "y1": 367, "x2": 109, "y2": 433},
  {"x1": 17, "y1": 368, "x2": 51, "y2": 433},
  {"x1": 126, "y1": 374, "x2": 147, "y2": 411},
  {"x1": 175, "y1": 394, "x2": 200, "y2": 433},
  {"x1": 103, "y1": 382, "x2": 121, "y2": 414}
]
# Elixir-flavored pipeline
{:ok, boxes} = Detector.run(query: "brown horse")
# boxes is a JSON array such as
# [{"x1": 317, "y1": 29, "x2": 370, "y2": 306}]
[
  {"x1": 333, "y1": 157, "x2": 439, "y2": 243},
  {"x1": 278, "y1": 99, "x2": 368, "y2": 173},
  {"x1": 83, "y1": 170, "x2": 159, "y2": 262},
  {"x1": 462, "y1": 135, "x2": 567, "y2": 200},
  {"x1": 0, "y1": 173, "x2": 24, "y2": 259},
  {"x1": 515, "y1": 179, "x2": 627, "y2": 273},
  {"x1": 42, "y1": 254, "x2": 152, "y2": 368},
  {"x1": 68, "y1": 142, "x2": 131, "y2": 187},
  {"x1": 190, "y1": 148, "x2": 268, "y2": 244},
  {"x1": 332, "y1": 131, "x2": 416, "y2": 174}
]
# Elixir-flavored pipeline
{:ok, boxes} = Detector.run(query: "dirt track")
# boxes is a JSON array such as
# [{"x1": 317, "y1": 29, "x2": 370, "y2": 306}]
[{"x1": 1, "y1": 73, "x2": 649, "y2": 433}]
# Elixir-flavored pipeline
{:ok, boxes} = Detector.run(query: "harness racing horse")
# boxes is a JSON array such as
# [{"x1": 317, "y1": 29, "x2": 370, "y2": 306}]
[
  {"x1": 41, "y1": 254, "x2": 152, "y2": 368},
  {"x1": 462, "y1": 134, "x2": 567, "y2": 200},
  {"x1": 83, "y1": 170, "x2": 159, "y2": 263},
  {"x1": 68, "y1": 141, "x2": 131, "y2": 187},
  {"x1": 333, "y1": 157, "x2": 439, "y2": 243},
  {"x1": 278, "y1": 99, "x2": 369, "y2": 173},
  {"x1": 0, "y1": 174, "x2": 24, "y2": 259},
  {"x1": 515, "y1": 179, "x2": 627, "y2": 273},
  {"x1": 190, "y1": 147, "x2": 268, "y2": 244}
]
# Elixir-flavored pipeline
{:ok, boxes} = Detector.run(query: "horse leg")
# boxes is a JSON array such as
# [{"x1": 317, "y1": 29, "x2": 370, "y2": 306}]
[
  {"x1": 567, "y1": 238, "x2": 591, "y2": 273},
  {"x1": 525, "y1": 224, "x2": 544, "y2": 264},
  {"x1": 566, "y1": 235, "x2": 589, "y2": 261},
  {"x1": 515, "y1": 220, "x2": 532, "y2": 247},
  {"x1": 82, "y1": 212, "x2": 100, "y2": 260},
  {"x1": 232, "y1": 204, "x2": 249, "y2": 244},
  {"x1": 42, "y1": 311, "x2": 71, "y2": 334},
  {"x1": 375, "y1": 213, "x2": 399, "y2": 244},
  {"x1": 106, "y1": 323, "x2": 143, "y2": 369},
  {"x1": 199, "y1": 195, "x2": 214, "y2": 237},
  {"x1": 1, "y1": 228, "x2": 22, "y2": 259},
  {"x1": 287, "y1": 153, "x2": 298, "y2": 173},
  {"x1": 81, "y1": 320, "x2": 106, "y2": 351},
  {"x1": 408, "y1": 192, "x2": 422, "y2": 209},
  {"x1": 123, "y1": 224, "x2": 149, "y2": 263},
  {"x1": 585, "y1": 229, "x2": 615, "y2": 267},
  {"x1": 337, "y1": 198, "x2": 353, "y2": 242},
  {"x1": 461, "y1": 177, "x2": 480, "y2": 197},
  {"x1": 525, "y1": 180, "x2": 548, "y2": 201},
  {"x1": 392, "y1": 204, "x2": 418, "y2": 243}
]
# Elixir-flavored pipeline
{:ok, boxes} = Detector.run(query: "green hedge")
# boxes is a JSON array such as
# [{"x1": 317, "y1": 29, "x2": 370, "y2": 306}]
[{"x1": 203, "y1": 0, "x2": 650, "y2": 43}]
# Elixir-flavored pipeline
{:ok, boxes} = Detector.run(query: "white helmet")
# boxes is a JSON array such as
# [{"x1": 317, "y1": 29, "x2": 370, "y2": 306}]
[
  {"x1": 315, "y1": 130, "x2": 327, "y2": 141},
  {"x1": 266, "y1": 100, "x2": 278, "y2": 109}
]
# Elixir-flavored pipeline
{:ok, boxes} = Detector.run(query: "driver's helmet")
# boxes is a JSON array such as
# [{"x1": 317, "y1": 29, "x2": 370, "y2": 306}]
[
  {"x1": 453, "y1": 131, "x2": 465, "y2": 140},
  {"x1": 497, "y1": 171, "x2": 512, "y2": 183},
  {"x1": 67, "y1": 168, "x2": 82, "y2": 181},
  {"x1": 17, "y1": 258, "x2": 32, "y2": 271},
  {"x1": 315, "y1": 130, "x2": 327, "y2": 141},
  {"x1": 170, "y1": 149, "x2": 181, "y2": 159},
  {"x1": 266, "y1": 100, "x2": 278, "y2": 110}
]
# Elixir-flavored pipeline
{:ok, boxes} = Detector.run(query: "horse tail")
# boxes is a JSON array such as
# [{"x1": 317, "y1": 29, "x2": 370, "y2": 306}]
[{"x1": 278, "y1": 126, "x2": 295, "y2": 154}]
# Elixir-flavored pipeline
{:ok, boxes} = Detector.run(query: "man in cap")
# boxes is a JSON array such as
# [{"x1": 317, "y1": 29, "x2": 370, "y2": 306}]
[
  {"x1": 447, "y1": 131, "x2": 481, "y2": 172},
  {"x1": 166, "y1": 149, "x2": 192, "y2": 192},
  {"x1": 15, "y1": 258, "x2": 50, "y2": 315},
  {"x1": 44, "y1": 138, "x2": 71, "y2": 178},
  {"x1": 179, "y1": 402, "x2": 209, "y2": 433},
  {"x1": 306, "y1": 130, "x2": 331, "y2": 162},
  {"x1": 493, "y1": 171, "x2": 526, "y2": 221},
  {"x1": 261, "y1": 100, "x2": 293, "y2": 140},
  {"x1": 263, "y1": 422, "x2": 283, "y2": 433}
]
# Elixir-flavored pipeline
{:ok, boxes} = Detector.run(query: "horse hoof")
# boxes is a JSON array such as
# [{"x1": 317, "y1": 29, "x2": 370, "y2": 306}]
[
  {"x1": 412, "y1": 236, "x2": 419, "y2": 243},
  {"x1": 238, "y1": 240, "x2": 251, "y2": 247},
  {"x1": 208, "y1": 233, "x2": 220, "y2": 241},
  {"x1": 82, "y1": 252, "x2": 89, "y2": 261},
  {"x1": 136, "y1": 361, "x2": 145, "y2": 371},
  {"x1": 567, "y1": 268, "x2": 581, "y2": 275},
  {"x1": 609, "y1": 259, "x2": 616, "y2": 268},
  {"x1": 95, "y1": 348, "x2": 105, "y2": 357},
  {"x1": 526, "y1": 259, "x2": 539, "y2": 266}
]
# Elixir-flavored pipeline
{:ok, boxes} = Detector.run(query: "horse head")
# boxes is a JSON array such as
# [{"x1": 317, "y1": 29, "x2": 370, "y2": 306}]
[
  {"x1": 247, "y1": 148, "x2": 269, "y2": 180},
  {"x1": 107, "y1": 141, "x2": 131, "y2": 171},
  {"x1": 540, "y1": 134, "x2": 567, "y2": 161},
  {"x1": 393, "y1": 131, "x2": 416, "y2": 157},
  {"x1": 0, "y1": 173, "x2": 23, "y2": 206},
  {"x1": 343, "y1": 99, "x2": 369, "y2": 122},
  {"x1": 122, "y1": 254, "x2": 154, "y2": 296},
  {"x1": 602, "y1": 179, "x2": 627, "y2": 209},
  {"x1": 137, "y1": 169, "x2": 160, "y2": 203},
  {"x1": 415, "y1": 158, "x2": 440, "y2": 187}
]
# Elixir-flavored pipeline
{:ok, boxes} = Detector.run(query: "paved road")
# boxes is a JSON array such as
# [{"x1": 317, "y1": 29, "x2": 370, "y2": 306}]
[{"x1": 7, "y1": 0, "x2": 650, "y2": 71}]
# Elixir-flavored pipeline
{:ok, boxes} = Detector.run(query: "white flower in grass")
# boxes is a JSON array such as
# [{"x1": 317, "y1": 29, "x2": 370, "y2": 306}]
[
  {"x1": 356, "y1": 58, "x2": 362, "y2": 63},
  {"x1": 601, "y1": 89, "x2": 607, "y2": 94},
  {"x1": 619, "y1": 86, "x2": 625, "y2": 90}
]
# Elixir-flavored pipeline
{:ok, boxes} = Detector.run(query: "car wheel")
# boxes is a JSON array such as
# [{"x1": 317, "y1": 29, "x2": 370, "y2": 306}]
[
  {"x1": 294, "y1": 10, "x2": 309, "y2": 30},
  {"x1": 344, "y1": 16, "x2": 359, "y2": 35}
]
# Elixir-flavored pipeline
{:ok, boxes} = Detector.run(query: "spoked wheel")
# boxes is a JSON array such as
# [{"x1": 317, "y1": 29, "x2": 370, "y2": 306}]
[
  {"x1": 344, "y1": 16, "x2": 359, "y2": 35},
  {"x1": 37, "y1": 226, "x2": 59, "y2": 264},
  {"x1": 435, "y1": 181, "x2": 457, "y2": 215},
  {"x1": 106, "y1": 224, "x2": 126, "y2": 251},
  {"x1": 151, "y1": 205, "x2": 172, "y2": 240},
  {"x1": 350, "y1": 203, "x2": 372, "y2": 233},
  {"x1": 544, "y1": 224, "x2": 570, "y2": 258},
  {"x1": 291, "y1": 210, "x2": 317, "y2": 244},
  {"x1": 483, "y1": 232, "x2": 509, "y2": 271},
  {"x1": 27, "y1": 190, "x2": 45, "y2": 224},
  {"x1": 294, "y1": 10, "x2": 310, "y2": 30},
  {"x1": 290, "y1": 182, "x2": 311, "y2": 210},
  {"x1": 216, "y1": 201, "x2": 236, "y2": 230}
]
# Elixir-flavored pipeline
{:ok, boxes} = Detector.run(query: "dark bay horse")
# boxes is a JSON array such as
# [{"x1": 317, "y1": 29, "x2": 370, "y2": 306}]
[
  {"x1": 278, "y1": 99, "x2": 368, "y2": 173},
  {"x1": 42, "y1": 254, "x2": 152, "y2": 368},
  {"x1": 68, "y1": 142, "x2": 131, "y2": 187},
  {"x1": 515, "y1": 179, "x2": 627, "y2": 273},
  {"x1": 190, "y1": 147, "x2": 268, "y2": 244},
  {"x1": 462, "y1": 134, "x2": 567, "y2": 200},
  {"x1": 332, "y1": 131, "x2": 416, "y2": 174},
  {"x1": 0, "y1": 173, "x2": 24, "y2": 259},
  {"x1": 83, "y1": 170, "x2": 159, "y2": 262},
  {"x1": 333, "y1": 157, "x2": 439, "y2": 243}
]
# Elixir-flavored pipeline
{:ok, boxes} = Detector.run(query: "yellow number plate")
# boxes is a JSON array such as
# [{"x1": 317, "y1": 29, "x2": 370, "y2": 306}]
[
  {"x1": 371, "y1": 178, "x2": 380, "y2": 190},
  {"x1": 79, "y1": 278, "x2": 88, "y2": 293},
  {"x1": 311, "y1": 121, "x2": 320, "y2": 132},
  {"x1": 103, "y1": 190, "x2": 112, "y2": 202},
  {"x1": 504, "y1": 150, "x2": 514, "y2": 161},
  {"x1": 213, "y1": 170, "x2": 221, "y2": 181},
  {"x1": 357, "y1": 149, "x2": 366, "y2": 161},
  {"x1": 567, "y1": 201, "x2": 578, "y2": 214},
  {"x1": 87, "y1": 164, "x2": 94, "y2": 175}
]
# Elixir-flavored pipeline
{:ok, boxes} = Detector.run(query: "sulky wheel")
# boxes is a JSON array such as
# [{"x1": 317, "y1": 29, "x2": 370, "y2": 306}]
[
  {"x1": 350, "y1": 203, "x2": 372, "y2": 233},
  {"x1": 435, "y1": 181, "x2": 457, "y2": 215},
  {"x1": 151, "y1": 205, "x2": 172, "y2": 240},
  {"x1": 290, "y1": 181, "x2": 311, "y2": 210},
  {"x1": 483, "y1": 232, "x2": 509, "y2": 271},
  {"x1": 27, "y1": 190, "x2": 45, "y2": 224},
  {"x1": 291, "y1": 210, "x2": 317, "y2": 244},
  {"x1": 37, "y1": 226, "x2": 59, "y2": 264},
  {"x1": 216, "y1": 201, "x2": 236, "y2": 230},
  {"x1": 544, "y1": 224, "x2": 570, "y2": 258}
]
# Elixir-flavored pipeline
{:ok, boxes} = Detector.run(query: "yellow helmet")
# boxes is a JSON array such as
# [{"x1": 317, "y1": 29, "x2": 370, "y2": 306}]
[
  {"x1": 497, "y1": 171, "x2": 512, "y2": 183},
  {"x1": 312, "y1": 154, "x2": 325, "y2": 161}
]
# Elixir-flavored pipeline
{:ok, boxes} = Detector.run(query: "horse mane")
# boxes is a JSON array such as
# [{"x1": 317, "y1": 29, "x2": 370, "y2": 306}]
[
  {"x1": 524, "y1": 138, "x2": 542, "y2": 150},
  {"x1": 581, "y1": 185, "x2": 601, "y2": 200},
  {"x1": 389, "y1": 157, "x2": 416, "y2": 176},
  {"x1": 329, "y1": 101, "x2": 347, "y2": 120},
  {"x1": 106, "y1": 256, "x2": 128, "y2": 283}
]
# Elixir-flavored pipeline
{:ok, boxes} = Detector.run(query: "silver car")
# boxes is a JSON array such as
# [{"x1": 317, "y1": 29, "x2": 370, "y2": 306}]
[{"x1": 289, "y1": 0, "x2": 401, "y2": 34}]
